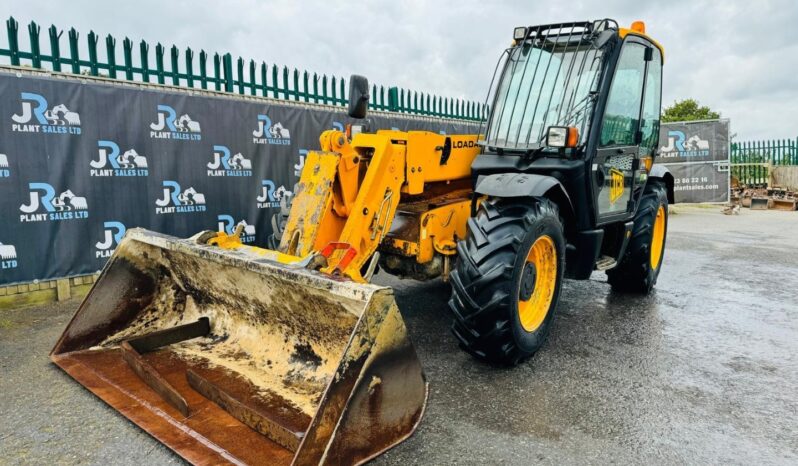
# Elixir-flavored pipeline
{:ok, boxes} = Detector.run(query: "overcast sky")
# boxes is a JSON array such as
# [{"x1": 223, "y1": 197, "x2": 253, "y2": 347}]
[{"x1": 6, "y1": 0, "x2": 797, "y2": 140}]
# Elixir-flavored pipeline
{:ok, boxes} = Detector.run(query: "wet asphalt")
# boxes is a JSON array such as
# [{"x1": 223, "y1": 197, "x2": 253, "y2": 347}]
[{"x1": 1, "y1": 206, "x2": 797, "y2": 465}]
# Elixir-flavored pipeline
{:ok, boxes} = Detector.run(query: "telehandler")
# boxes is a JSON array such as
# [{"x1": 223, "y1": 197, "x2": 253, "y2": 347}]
[{"x1": 52, "y1": 19, "x2": 672, "y2": 465}]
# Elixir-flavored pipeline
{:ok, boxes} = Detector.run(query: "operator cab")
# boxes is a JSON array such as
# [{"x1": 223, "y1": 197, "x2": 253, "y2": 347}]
[{"x1": 474, "y1": 19, "x2": 664, "y2": 230}]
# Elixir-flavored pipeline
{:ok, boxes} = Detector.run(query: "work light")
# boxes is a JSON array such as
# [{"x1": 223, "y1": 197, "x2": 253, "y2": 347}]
[
  {"x1": 513, "y1": 27, "x2": 528, "y2": 41},
  {"x1": 546, "y1": 126, "x2": 579, "y2": 148}
]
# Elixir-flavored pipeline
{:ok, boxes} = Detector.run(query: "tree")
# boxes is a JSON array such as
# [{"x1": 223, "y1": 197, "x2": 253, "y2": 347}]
[{"x1": 661, "y1": 99, "x2": 720, "y2": 123}]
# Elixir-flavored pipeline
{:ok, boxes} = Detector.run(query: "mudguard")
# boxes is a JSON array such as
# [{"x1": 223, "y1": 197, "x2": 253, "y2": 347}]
[
  {"x1": 474, "y1": 173, "x2": 574, "y2": 220},
  {"x1": 649, "y1": 164, "x2": 675, "y2": 204}
]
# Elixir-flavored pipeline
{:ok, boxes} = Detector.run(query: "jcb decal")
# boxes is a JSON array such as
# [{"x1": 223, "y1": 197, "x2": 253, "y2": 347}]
[{"x1": 609, "y1": 168, "x2": 624, "y2": 204}]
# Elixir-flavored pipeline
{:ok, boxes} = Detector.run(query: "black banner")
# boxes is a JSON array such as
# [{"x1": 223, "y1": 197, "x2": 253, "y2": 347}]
[
  {"x1": 657, "y1": 119, "x2": 730, "y2": 203},
  {"x1": 0, "y1": 71, "x2": 478, "y2": 285}
]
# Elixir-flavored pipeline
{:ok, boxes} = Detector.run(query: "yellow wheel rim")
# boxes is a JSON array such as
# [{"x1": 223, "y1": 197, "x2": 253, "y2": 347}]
[
  {"x1": 650, "y1": 205, "x2": 666, "y2": 269},
  {"x1": 518, "y1": 235, "x2": 558, "y2": 333}
]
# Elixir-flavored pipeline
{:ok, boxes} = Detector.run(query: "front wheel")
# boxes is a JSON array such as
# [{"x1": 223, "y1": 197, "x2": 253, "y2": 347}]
[
  {"x1": 449, "y1": 197, "x2": 565, "y2": 366},
  {"x1": 607, "y1": 180, "x2": 668, "y2": 293}
]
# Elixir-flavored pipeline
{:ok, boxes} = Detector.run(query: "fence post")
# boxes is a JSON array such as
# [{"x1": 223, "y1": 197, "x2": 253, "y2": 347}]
[
  {"x1": 87, "y1": 30, "x2": 99, "y2": 76},
  {"x1": 105, "y1": 34, "x2": 116, "y2": 79},
  {"x1": 282, "y1": 66, "x2": 289, "y2": 100},
  {"x1": 292, "y1": 68, "x2": 299, "y2": 101},
  {"x1": 303, "y1": 70, "x2": 309, "y2": 102},
  {"x1": 6, "y1": 17, "x2": 20, "y2": 66},
  {"x1": 28, "y1": 21, "x2": 41, "y2": 68},
  {"x1": 199, "y1": 50, "x2": 208, "y2": 89},
  {"x1": 271, "y1": 65, "x2": 279, "y2": 98},
  {"x1": 68, "y1": 27, "x2": 80, "y2": 74},
  {"x1": 236, "y1": 56, "x2": 244, "y2": 94},
  {"x1": 213, "y1": 53, "x2": 221, "y2": 91},
  {"x1": 249, "y1": 60, "x2": 256, "y2": 95},
  {"x1": 122, "y1": 38, "x2": 133, "y2": 80},
  {"x1": 170, "y1": 45, "x2": 180, "y2": 86},
  {"x1": 154, "y1": 43, "x2": 165, "y2": 84},
  {"x1": 48, "y1": 25, "x2": 61, "y2": 72},
  {"x1": 312, "y1": 72, "x2": 318, "y2": 103},
  {"x1": 259, "y1": 62, "x2": 267, "y2": 97},
  {"x1": 222, "y1": 53, "x2": 233, "y2": 92},
  {"x1": 388, "y1": 87, "x2": 399, "y2": 112},
  {"x1": 185, "y1": 47, "x2": 194, "y2": 87},
  {"x1": 140, "y1": 40, "x2": 150, "y2": 82}
]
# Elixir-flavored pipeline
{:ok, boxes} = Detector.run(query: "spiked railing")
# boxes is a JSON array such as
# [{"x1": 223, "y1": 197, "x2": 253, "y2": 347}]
[
  {"x1": 731, "y1": 138, "x2": 798, "y2": 185},
  {"x1": 0, "y1": 16, "x2": 486, "y2": 121}
]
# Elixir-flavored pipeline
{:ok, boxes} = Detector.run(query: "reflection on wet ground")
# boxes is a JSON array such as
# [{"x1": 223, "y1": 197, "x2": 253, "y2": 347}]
[{"x1": 1, "y1": 207, "x2": 796, "y2": 464}]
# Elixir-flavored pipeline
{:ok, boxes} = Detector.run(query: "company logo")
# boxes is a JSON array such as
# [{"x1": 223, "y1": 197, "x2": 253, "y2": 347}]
[
  {"x1": 207, "y1": 145, "x2": 252, "y2": 177},
  {"x1": 155, "y1": 181, "x2": 207, "y2": 214},
  {"x1": 0, "y1": 241, "x2": 17, "y2": 269},
  {"x1": 253, "y1": 115, "x2": 291, "y2": 145},
  {"x1": 95, "y1": 221, "x2": 126, "y2": 258},
  {"x1": 11, "y1": 92, "x2": 82, "y2": 135},
  {"x1": 660, "y1": 130, "x2": 710, "y2": 158},
  {"x1": 0, "y1": 153, "x2": 10, "y2": 178},
  {"x1": 609, "y1": 168, "x2": 625, "y2": 204},
  {"x1": 217, "y1": 215, "x2": 256, "y2": 243},
  {"x1": 19, "y1": 183, "x2": 89, "y2": 222},
  {"x1": 295, "y1": 149, "x2": 308, "y2": 177},
  {"x1": 91, "y1": 140, "x2": 149, "y2": 177},
  {"x1": 256, "y1": 180, "x2": 291, "y2": 209},
  {"x1": 150, "y1": 105, "x2": 202, "y2": 141}
]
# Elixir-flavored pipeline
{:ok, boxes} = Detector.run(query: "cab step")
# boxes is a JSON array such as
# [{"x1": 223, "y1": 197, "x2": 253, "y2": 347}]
[{"x1": 594, "y1": 255, "x2": 617, "y2": 271}]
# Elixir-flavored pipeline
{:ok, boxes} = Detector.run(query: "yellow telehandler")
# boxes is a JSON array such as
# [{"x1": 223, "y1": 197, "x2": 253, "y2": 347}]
[{"x1": 52, "y1": 19, "x2": 673, "y2": 465}]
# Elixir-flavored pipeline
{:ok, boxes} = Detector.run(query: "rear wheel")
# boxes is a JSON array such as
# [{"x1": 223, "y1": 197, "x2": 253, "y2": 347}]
[
  {"x1": 449, "y1": 197, "x2": 565, "y2": 366},
  {"x1": 607, "y1": 180, "x2": 668, "y2": 293}
]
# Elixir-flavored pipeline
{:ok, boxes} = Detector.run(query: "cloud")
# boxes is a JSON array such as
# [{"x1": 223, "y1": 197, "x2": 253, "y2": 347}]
[{"x1": 6, "y1": 0, "x2": 797, "y2": 139}]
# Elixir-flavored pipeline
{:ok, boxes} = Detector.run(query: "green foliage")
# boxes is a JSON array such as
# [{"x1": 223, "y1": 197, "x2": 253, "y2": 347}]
[{"x1": 662, "y1": 99, "x2": 720, "y2": 123}]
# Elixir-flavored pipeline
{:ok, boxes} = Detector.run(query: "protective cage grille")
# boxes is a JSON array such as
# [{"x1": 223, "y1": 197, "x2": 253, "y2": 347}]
[{"x1": 483, "y1": 20, "x2": 618, "y2": 151}]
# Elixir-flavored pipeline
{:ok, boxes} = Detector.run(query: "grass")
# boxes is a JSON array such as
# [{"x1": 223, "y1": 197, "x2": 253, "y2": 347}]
[{"x1": 0, "y1": 317, "x2": 16, "y2": 329}]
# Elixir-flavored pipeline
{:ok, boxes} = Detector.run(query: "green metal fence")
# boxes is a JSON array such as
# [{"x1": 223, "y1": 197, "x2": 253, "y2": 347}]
[
  {"x1": 731, "y1": 138, "x2": 798, "y2": 185},
  {"x1": 0, "y1": 16, "x2": 485, "y2": 121}
]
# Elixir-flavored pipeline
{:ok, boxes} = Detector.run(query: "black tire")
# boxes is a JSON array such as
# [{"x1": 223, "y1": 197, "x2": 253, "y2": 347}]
[
  {"x1": 449, "y1": 197, "x2": 565, "y2": 366},
  {"x1": 607, "y1": 180, "x2": 668, "y2": 293}
]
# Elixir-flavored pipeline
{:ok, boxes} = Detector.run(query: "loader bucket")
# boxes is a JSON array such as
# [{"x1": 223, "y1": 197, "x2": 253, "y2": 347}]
[
  {"x1": 51, "y1": 228, "x2": 427, "y2": 466},
  {"x1": 749, "y1": 197, "x2": 771, "y2": 210},
  {"x1": 771, "y1": 198, "x2": 797, "y2": 211}
]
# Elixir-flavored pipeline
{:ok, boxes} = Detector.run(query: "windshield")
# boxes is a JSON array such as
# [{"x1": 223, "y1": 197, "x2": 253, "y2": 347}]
[{"x1": 483, "y1": 29, "x2": 606, "y2": 151}]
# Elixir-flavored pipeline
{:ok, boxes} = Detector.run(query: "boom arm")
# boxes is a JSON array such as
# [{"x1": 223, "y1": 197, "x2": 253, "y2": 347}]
[{"x1": 279, "y1": 129, "x2": 479, "y2": 282}]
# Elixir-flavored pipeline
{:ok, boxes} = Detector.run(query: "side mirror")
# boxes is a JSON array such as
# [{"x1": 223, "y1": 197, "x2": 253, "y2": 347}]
[{"x1": 347, "y1": 75, "x2": 370, "y2": 119}]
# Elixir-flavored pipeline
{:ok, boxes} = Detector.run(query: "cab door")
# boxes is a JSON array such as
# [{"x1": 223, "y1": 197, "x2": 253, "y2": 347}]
[{"x1": 593, "y1": 38, "x2": 660, "y2": 224}]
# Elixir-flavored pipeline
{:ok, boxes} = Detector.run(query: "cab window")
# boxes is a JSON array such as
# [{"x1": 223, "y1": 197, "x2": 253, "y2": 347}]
[
  {"x1": 639, "y1": 47, "x2": 662, "y2": 155},
  {"x1": 600, "y1": 43, "x2": 646, "y2": 146}
]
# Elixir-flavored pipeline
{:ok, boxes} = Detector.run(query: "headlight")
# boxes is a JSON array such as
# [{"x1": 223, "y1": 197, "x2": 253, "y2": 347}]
[{"x1": 546, "y1": 126, "x2": 579, "y2": 148}]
